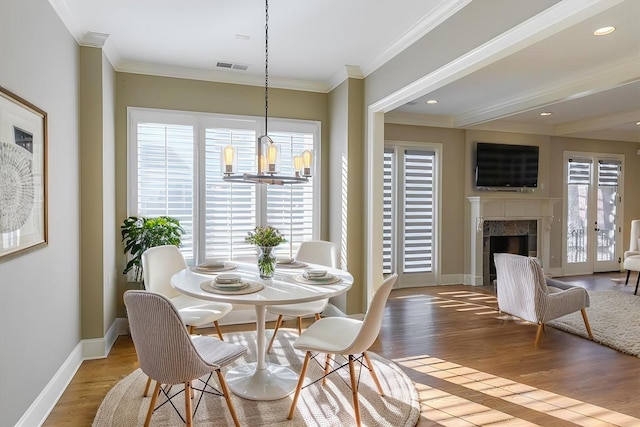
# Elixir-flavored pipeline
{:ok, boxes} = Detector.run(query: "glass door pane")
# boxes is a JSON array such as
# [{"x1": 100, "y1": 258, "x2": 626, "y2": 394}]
[
  {"x1": 566, "y1": 160, "x2": 591, "y2": 265},
  {"x1": 595, "y1": 160, "x2": 621, "y2": 270}
]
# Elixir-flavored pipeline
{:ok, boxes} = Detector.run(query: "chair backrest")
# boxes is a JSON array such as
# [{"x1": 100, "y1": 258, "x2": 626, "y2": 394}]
[
  {"x1": 295, "y1": 240, "x2": 337, "y2": 268},
  {"x1": 344, "y1": 274, "x2": 397, "y2": 355},
  {"x1": 141, "y1": 245, "x2": 186, "y2": 298},
  {"x1": 630, "y1": 220, "x2": 640, "y2": 252},
  {"x1": 124, "y1": 290, "x2": 211, "y2": 385},
  {"x1": 494, "y1": 253, "x2": 547, "y2": 323}
]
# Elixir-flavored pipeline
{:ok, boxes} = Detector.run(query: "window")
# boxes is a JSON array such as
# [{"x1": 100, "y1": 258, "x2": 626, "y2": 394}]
[
  {"x1": 383, "y1": 143, "x2": 439, "y2": 286},
  {"x1": 129, "y1": 109, "x2": 319, "y2": 264}
]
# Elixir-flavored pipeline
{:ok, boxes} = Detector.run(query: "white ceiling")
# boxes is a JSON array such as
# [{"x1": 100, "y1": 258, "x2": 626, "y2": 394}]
[{"x1": 49, "y1": 0, "x2": 640, "y2": 142}]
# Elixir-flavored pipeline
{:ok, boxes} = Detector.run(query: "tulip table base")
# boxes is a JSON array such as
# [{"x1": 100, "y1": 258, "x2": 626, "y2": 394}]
[{"x1": 225, "y1": 362, "x2": 298, "y2": 400}]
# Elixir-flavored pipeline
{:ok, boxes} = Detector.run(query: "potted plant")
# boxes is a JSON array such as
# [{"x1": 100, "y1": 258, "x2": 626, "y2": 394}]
[
  {"x1": 121, "y1": 215, "x2": 184, "y2": 286},
  {"x1": 245, "y1": 225, "x2": 286, "y2": 279}
]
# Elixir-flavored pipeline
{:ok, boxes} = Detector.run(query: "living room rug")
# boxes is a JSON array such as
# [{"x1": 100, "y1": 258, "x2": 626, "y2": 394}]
[
  {"x1": 548, "y1": 291, "x2": 640, "y2": 357},
  {"x1": 92, "y1": 330, "x2": 419, "y2": 426}
]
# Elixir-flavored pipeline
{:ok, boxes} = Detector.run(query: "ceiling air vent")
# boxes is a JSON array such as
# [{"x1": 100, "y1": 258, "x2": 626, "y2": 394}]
[{"x1": 216, "y1": 61, "x2": 249, "y2": 71}]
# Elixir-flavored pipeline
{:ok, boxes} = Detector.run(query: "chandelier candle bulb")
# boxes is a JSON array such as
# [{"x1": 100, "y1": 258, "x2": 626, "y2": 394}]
[
  {"x1": 293, "y1": 155, "x2": 302, "y2": 177},
  {"x1": 302, "y1": 150, "x2": 312, "y2": 177},
  {"x1": 267, "y1": 143, "x2": 278, "y2": 173},
  {"x1": 223, "y1": 145, "x2": 235, "y2": 174}
]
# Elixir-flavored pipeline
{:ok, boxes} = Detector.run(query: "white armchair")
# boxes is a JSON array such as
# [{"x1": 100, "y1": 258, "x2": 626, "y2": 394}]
[
  {"x1": 494, "y1": 253, "x2": 593, "y2": 347},
  {"x1": 624, "y1": 219, "x2": 640, "y2": 259}
]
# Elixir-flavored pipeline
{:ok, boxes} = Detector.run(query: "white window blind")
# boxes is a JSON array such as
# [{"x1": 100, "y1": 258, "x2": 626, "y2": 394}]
[
  {"x1": 130, "y1": 110, "x2": 319, "y2": 264},
  {"x1": 266, "y1": 131, "x2": 314, "y2": 258},
  {"x1": 135, "y1": 122, "x2": 195, "y2": 260},
  {"x1": 383, "y1": 146, "x2": 436, "y2": 276},
  {"x1": 403, "y1": 150, "x2": 434, "y2": 273},
  {"x1": 382, "y1": 148, "x2": 394, "y2": 275}
]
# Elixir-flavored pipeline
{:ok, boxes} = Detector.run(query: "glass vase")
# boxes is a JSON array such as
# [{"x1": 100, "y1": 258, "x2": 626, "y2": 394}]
[{"x1": 257, "y1": 246, "x2": 276, "y2": 279}]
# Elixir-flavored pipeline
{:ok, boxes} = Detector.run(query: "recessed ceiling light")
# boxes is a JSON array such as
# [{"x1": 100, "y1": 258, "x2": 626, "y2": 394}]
[
  {"x1": 540, "y1": 112, "x2": 553, "y2": 116},
  {"x1": 636, "y1": 121, "x2": 640, "y2": 125},
  {"x1": 426, "y1": 99, "x2": 438, "y2": 104},
  {"x1": 235, "y1": 34, "x2": 250, "y2": 40},
  {"x1": 593, "y1": 26, "x2": 615, "y2": 36}
]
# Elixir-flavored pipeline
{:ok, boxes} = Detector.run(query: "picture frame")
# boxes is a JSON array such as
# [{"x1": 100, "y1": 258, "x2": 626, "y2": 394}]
[{"x1": 0, "y1": 86, "x2": 48, "y2": 260}]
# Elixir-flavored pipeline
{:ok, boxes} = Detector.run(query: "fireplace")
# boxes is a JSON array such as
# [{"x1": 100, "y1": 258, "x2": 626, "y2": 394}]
[
  {"x1": 467, "y1": 196, "x2": 559, "y2": 286},
  {"x1": 487, "y1": 235, "x2": 529, "y2": 284},
  {"x1": 482, "y1": 219, "x2": 537, "y2": 286}
]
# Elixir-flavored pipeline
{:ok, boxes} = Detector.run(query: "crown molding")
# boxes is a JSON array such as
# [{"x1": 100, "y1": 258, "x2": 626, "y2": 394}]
[
  {"x1": 384, "y1": 112, "x2": 454, "y2": 128},
  {"x1": 326, "y1": 65, "x2": 364, "y2": 91},
  {"x1": 115, "y1": 61, "x2": 330, "y2": 93},
  {"x1": 455, "y1": 57, "x2": 640, "y2": 127},
  {"x1": 555, "y1": 108, "x2": 640, "y2": 136},
  {"x1": 361, "y1": 0, "x2": 472, "y2": 77},
  {"x1": 79, "y1": 31, "x2": 109, "y2": 48},
  {"x1": 47, "y1": 0, "x2": 83, "y2": 42}
]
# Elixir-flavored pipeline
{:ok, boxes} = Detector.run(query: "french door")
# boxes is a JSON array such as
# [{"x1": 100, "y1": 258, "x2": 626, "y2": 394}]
[
  {"x1": 564, "y1": 153, "x2": 623, "y2": 274},
  {"x1": 383, "y1": 143, "x2": 439, "y2": 287}
]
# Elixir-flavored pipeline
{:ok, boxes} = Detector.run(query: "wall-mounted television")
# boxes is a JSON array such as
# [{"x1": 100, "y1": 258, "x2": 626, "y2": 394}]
[{"x1": 475, "y1": 142, "x2": 539, "y2": 189}]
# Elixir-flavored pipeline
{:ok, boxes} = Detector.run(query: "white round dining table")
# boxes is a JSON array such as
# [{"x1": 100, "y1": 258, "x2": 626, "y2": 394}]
[{"x1": 171, "y1": 261, "x2": 353, "y2": 401}]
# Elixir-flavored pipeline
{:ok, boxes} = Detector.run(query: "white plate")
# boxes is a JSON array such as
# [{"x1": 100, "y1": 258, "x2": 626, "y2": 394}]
[
  {"x1": 304, "y1": 268, "x2": 328, "y2": 278},
  {"x1": 216, "y1": 273, "x2": 242, "y2": 284},
  {"x1": 277, "y1": 257, "x2": 295, "y2": 264},
  {"x1": 198, "y1": 260, "x2": 226, "y2": 270},
  {"x1": 302, "y1": 272, "x2": 335, "y2": 281},
  {"x1": 214, "y1": 282, "x2": 248, "y2": 291}
]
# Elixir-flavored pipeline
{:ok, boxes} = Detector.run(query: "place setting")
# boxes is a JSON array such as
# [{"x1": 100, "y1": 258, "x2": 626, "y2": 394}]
[
  {"x1": 275, "y1": 255, "x2": 308, "y2": 269},
  {"x1": 190, "y1": 259, "x2": 238, "y2": 274},
  {"x1": 201, "y1": 273, "x2": 263, "y2": 295},
  {"x1": 294, "y1": 267, "x2": 342, "y2": 285}
]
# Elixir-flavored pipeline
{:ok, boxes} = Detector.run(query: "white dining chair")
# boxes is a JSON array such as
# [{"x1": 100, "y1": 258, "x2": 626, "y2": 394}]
[
  {"x1": 266, "y1": 240, "x2": 336, "y2": 353},
  {"x1": 286, "y1": 273, "x2": 397, "y2": 427},
  {"x1": 141, "y1": 245, "x2": 234, "y2": 397}
]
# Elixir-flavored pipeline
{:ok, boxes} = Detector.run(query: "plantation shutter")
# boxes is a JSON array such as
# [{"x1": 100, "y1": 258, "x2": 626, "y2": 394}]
[
  {"x1": 382, "y1": 148, "x2": 394, "y2": 274},
  {"x1": 135, "y1": 122, "x2": 195, "y2": 259},
  {"x1": 403, "y1": 150, "x2": 435, "y2": 273},
  {"x1": 266, "y1": 131, "x2": 314, "y2": 258},
  {"x1": 204, "y1": 127, "x2": 257, "y2": 260}
]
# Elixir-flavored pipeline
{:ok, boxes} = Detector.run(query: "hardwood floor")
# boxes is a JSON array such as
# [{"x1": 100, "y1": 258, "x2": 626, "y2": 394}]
[{"x1": 44, "y1": 273, "x2": 640, "y2": 426}]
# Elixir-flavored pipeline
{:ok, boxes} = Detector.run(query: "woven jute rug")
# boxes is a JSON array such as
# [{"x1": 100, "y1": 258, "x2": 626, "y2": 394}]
[
  {"x1": 93, "y1": 330, "x2": 419, "y2": 426},
  {"x1": 548, "y1": 291, "x2": 640, "y2": 357}
]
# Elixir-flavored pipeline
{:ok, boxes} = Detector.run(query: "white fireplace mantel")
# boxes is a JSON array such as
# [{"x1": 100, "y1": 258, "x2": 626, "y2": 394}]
[{"x1": 466, "y1": 196, "x2": 560, "y2": 285}]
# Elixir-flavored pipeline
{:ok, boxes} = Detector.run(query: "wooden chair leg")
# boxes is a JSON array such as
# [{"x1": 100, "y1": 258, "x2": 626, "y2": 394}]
[
  {"x1": 314, "y1": 312, "x2": 321, "y2": 321},
  {"x1": 143, "y1": 377, "x2": 152, "y2": 397},
  {"x1": 534, "y1": 323, "x2": 544, "y2": 347},
  {"x1": 216, "y1": 369, "x2": 240, "y2": 427},
  {"x1": 323, "y1": 353, "x2": 333, "y2": 386},
  {"x1": 144, "y1": 382, "x2": 161, "y2": 427},
  {"x1": 581, "y1": 309, "x2": 594, "y2": 340},
  {"x1": 267, "y1": 315, "x2": 283, "y2": 353},
  {"x1": 287, "y1": 351, "x2": 311, "y2": 420},
  {"x1": 363, "y1": 352, "x2": 384, "y2": 396},
  {"x1": 348, "y1": 355, "x2": 361, "y2": 427},
  {"x1": 214, "y1": 320, "x2": 224, "y2": 341},
  {"x1": 297, "y1": 316, "x2": 303, "y2": 335},
  {"x1": 185, "y1": 381, "x2": 193, "y2": 427},
  {"x1": 188, "y1": 325, "x2": 195, "y2": 335}
]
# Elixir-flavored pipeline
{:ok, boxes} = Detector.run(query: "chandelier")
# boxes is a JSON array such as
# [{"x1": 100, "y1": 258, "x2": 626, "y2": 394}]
[{"x1": 222, "y1": 0, "x2": 312, "y2": 185}]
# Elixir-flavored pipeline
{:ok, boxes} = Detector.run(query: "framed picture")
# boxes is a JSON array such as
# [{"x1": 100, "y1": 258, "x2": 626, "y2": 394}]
[{"x1": 0, "y1": 86, "x2": 47, "y2": 259}]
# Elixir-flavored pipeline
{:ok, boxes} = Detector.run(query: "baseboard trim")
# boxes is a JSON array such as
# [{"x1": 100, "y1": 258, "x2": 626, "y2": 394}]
[
  {"x1": 440, "y1": 274, "x2": 464, "y2": 285},
  {"x1": 14, "y1": 342, "x2": 83, "y2": 427},
  {"x1": 464, "y1": 274, "x2": 484, "y2": 286}
]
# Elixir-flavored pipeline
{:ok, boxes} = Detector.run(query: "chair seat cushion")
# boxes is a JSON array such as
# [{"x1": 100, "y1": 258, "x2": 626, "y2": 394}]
[
  {"x1": 293, "y1": 317, "x2": 362, "y2": 354},
  {"x1": 266, "y1": 299, "x2": 329, "y2": 317},
  {"x1": 191, "y1": 335, "x2": 246, "y2": 368},
  {"x1": 623, "y1": 255, "x2": 640, "y2": 271},
  {"x1": 171, "y1": 294, "x2": 233, "y2": 327}
]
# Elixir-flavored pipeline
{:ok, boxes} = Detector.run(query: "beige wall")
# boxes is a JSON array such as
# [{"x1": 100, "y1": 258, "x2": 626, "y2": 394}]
[{"x1": 114, "y1": 73, "x2": 330, "y2": 310}]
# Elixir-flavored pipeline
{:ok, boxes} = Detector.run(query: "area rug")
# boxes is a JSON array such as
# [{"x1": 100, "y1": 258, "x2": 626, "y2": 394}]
[
  {"x1": 548, "y1": 291, "x2": 640, "y2": 357},
  {"x1": 93, "y1": 330, "x2": 419, "y2": 426}
]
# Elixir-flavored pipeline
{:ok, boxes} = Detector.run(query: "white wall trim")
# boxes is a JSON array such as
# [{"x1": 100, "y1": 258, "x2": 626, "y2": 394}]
[
  {"x1": 15, "y1": 317, "x2": 129, "y2": 426},
  {"x1": 440, "y1": 274, "x2": 465, "y2": 285},
  {"x1": 14, "y1": 342, "x2": 83, "y2": 427}
]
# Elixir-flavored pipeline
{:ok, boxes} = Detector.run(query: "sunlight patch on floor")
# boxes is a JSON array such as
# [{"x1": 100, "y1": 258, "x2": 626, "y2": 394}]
[{"x1": 394, "y1": 355, "x2": 640, "y2": 427}]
